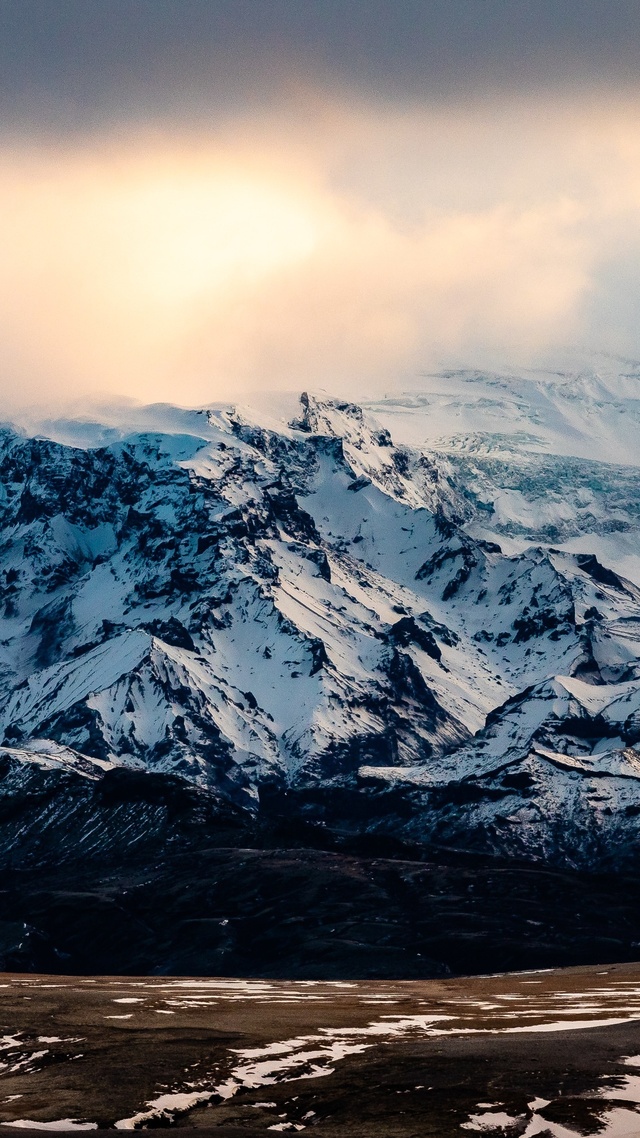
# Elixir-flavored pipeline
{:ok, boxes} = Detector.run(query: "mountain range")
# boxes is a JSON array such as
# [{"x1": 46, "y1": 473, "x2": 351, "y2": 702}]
[{"x1": 0, "y1": 363, "x2": 639, "y2": 975}]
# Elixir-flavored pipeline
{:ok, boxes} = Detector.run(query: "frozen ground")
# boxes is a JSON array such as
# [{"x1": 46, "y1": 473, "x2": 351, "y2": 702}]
[{"x1": 2, "y1": 964, "x2": 640, "y2": 1134}]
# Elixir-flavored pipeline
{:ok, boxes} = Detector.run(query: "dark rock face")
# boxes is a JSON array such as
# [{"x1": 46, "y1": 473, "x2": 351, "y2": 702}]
[
  {"x1": 1, "y1": 840, "x2": 640, "y2": 978},
  {"x1": 0, "y1": 393, "x2": 638, "y2": 974},
  {"x1": 386, "y1": 616, "x2": 442, "y2": 661}
]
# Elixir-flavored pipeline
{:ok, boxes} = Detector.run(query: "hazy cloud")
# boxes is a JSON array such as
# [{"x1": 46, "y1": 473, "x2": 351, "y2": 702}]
[
  {"x1": 2, "y1": 4, "x2": 640, "y2": 410},
  {"x1": 2, "y1": 93, "x2": 640, "y2": 410}
]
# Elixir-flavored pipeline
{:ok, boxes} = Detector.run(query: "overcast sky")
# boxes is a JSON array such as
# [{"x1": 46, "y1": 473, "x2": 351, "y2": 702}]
[
  {"x1": 2, "y1": 1, "x2": 640, "y2": 410},
  {"x1": 4, "y1": 1, "x2": 640, "y2": 125}
]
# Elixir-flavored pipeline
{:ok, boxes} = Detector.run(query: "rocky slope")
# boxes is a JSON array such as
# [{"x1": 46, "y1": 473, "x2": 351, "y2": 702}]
[{"x1": 0, "y1": 378, "x2": 638, "y2": 880}]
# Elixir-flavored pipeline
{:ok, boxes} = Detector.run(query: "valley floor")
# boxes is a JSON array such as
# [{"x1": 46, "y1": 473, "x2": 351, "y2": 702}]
[{"x1": 2, "y1": 964, "x2": 640, "y2": 1134}]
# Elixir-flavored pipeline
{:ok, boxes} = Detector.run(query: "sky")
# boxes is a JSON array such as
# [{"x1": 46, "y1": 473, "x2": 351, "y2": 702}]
[{"x1": 2, "y1": 0, "x2": 640, "y2": 412}]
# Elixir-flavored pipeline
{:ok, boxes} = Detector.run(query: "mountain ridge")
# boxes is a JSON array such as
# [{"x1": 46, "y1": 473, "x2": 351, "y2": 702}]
[{"x1": 0, "y1": 380, "x2": 637, "y2": 877}]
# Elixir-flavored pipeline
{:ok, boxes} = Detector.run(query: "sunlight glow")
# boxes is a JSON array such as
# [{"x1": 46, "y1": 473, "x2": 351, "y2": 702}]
[
  {"x1": 107, "y1": 171, "x2": 321, "y2": 307},
  {"x1": 3, "y1": 94, "x2": 640, "y2": 410}
]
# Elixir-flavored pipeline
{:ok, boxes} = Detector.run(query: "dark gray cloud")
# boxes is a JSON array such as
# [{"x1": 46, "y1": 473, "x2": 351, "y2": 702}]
[{"x1": 2, "y1": 0, "x2": 640, "y2": 130}]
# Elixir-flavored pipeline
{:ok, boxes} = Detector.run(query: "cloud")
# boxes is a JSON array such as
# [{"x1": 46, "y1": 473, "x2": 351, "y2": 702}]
[
  {"x1": 4, "y1": 0, "x2": 640, "y2": 131},
  {"x1": 2, "y1": 94, "x2": 640, "y2": 411}
]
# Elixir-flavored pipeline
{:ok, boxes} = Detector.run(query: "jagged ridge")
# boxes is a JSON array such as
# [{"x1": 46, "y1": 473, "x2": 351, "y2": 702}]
[{"x1": 0, "y1": 390, "x2": 638, "y2": 870}]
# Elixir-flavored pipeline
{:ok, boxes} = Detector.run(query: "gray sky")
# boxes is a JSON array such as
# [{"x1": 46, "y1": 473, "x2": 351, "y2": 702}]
[
  {"x1": 2, "y1": 2, "x2": 640, "y2": 410},
  {"x1": 3, "y1": 1, "x2": 640, "y2": 129}
]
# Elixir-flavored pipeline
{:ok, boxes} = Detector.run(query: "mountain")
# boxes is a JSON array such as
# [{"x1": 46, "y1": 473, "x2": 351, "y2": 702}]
[{"x1": 0, "y1": 371, "x2": 639, "y2": 975}]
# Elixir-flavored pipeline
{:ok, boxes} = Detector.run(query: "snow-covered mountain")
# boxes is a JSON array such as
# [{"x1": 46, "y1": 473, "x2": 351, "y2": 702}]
[
  {"x1": 1, "y1": 374, "x2": 639, "y2": 870},
  {"x1": 365, "y1": 362, "x2": 640, "y2": 465},
  {"x1": 365, "y1": 363, "x2": 640, "y2": 586}
]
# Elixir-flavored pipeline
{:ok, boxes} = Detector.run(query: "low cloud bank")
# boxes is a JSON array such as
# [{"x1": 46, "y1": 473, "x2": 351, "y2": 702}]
[{"x1": 2, "y1": 94, "x2": 640, "y2": 411}]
